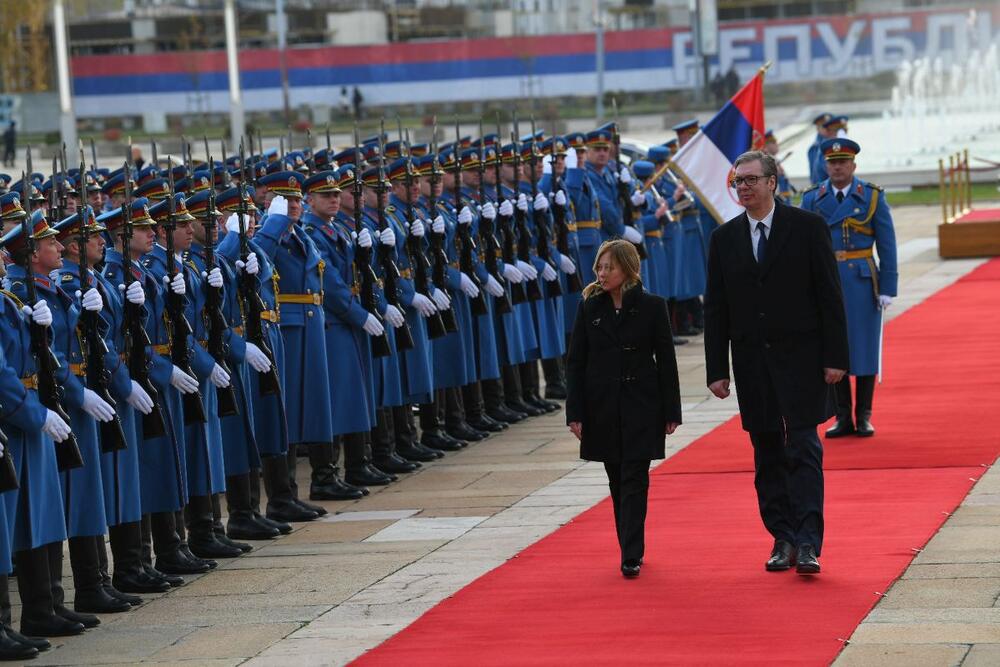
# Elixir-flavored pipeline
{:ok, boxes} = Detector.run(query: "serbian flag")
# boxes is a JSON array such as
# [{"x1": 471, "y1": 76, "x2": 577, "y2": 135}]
[{"x1": 670, "y1": 66, "x2": 767, "y2": 224}]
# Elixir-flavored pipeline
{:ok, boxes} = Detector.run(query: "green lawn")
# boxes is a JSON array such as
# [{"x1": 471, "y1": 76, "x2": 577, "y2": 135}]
[{"x1": 794, "y1": 182, "x2": 1000, "y2": 209}]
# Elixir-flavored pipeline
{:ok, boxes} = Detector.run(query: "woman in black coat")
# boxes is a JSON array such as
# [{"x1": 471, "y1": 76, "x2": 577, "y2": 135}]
[{"x1": 566, "y1": 240, "x2": 682, "y2": 578}]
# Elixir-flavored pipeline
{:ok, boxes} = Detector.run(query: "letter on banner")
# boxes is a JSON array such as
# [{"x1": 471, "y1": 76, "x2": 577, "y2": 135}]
[
  {"x1": 926, "y1": 12, "x2": 970, "y2": 61},
  {"x1": 872, "y1": 16, "x2": 915, "y2": 70},
  {"x1": 672, "y1": 30, "x2": 698, "y2": 86},
  {"x1": 816, "y1": 20, "x2": 866, "y2": 75},
  {"x1": 719, "y1": 27, "x2": 756, "y2": 72},
  {"x1": 763, "y1": 24, "x2": 811, "y2": 79}
]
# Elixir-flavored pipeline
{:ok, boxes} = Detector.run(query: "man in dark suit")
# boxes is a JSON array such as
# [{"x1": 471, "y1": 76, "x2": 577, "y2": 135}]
[{"x1": 703, "y1": 150, "x2": 849, "y2": 575}]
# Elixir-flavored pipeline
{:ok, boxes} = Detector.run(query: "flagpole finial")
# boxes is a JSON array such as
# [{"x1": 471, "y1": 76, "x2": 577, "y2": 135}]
[{"x1": 758, "y1": 61, "x2": 773, "y2": 76}]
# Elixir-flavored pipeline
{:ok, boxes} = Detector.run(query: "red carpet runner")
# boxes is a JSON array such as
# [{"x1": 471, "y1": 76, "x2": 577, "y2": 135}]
[{"x1": 354, "y1": 259, "x2": 1000, "y2": 666}]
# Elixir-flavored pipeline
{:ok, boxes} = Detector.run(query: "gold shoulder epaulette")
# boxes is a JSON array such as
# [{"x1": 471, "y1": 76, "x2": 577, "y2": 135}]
[
  {"x1": 0, "y1": 289, "x2": 24, "y2": 310},
  {"x1": 863, "y1": 181, "x2": 884, "y2": 192}
]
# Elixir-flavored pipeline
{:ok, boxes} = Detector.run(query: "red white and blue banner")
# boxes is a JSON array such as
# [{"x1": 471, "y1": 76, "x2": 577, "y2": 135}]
[
  {"x1": 69, "y1": 6, "x2": 999, "y2": 118},
  {"x1": 670, "y1": 70, "x2": 766, "y2": 224}
]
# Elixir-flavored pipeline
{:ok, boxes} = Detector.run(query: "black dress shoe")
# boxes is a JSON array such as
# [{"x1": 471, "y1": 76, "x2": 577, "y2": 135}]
[
  {"x1": 226, "y1": 512, "x2": 280, "y2": 541},
  {"x1": 468, "y1": 415, "x2": 506, "y2": 432},
  {"x1": 310, "y1": 476, "x2": 365, "y2": 501},
  {"x1": 825, "y1": 418, "x2": 855, "y2": 438},
  {"x1": 293, "y1": 497, "x2": 329, "y2": 516},
  {"x1": 215, "y1": 531, "x2": 253, "y2": 553},
  {"x1": 765, "y1": 539, "x2": 795, "y2": 572},
  {"x1": 113, "y1": 567, "x2": 170, "y2": 594},
  {"x1": 188, "y1": 534, "x2": 243, "y2": 560},
  {"x1": 796, "y1": 544, "x2": 821, "y2": 574},
  {"x1": 56, "y1": 606, "x2": 99, "y2": 628},
  {"x1": 507, "y1": 400, "x2": 543, "y2": 417},
  {"x1": 397, "y1": 443, "x2": 441, "y2": 462},
  {"x1": 0, "y1": 625, "x2": 39, "y2": 660},
  {"x1": 526, "y1": 394, "x2": 561, "y2": 413},
  {"x1": 74, "y1": 586, "x2": 132, "y2": 614},
  {"x1": 254, "y1": 510, "x2": 293, "y2": 535},
  {"x1": 621, "y1": 559, "x2": 641, "y2": 578},
  {"x1": 446, "y1": 423, "x2": 486, "y2": 442},
  {"x1": 20, "y1": 614, "x2": 84, "y2": 638},
  {"x1": 179, "y1": 544, "x2": 217, "y2": 570},
  {"x1": 366, "y1": 463, "x2": 396, "y2": 482},
  {"x1": 544, "y1": 384, "x2": 567, "y2": 400},
  {"x1": 421, "y1": 432, "x2": 465, "y2": 452},
  {"x1": 4, "y1": 625, "x2": 49, "y2": 652},
  {"x1": 373, "y1": 454, "x2": 420, "y2": 474},
  {"x1": 104, "y1": 583, "x2": 143, "y2": 606},
  {"x1": 487, "y1": 405, "x2": 525, "y2": 424},
  {"x1": 855, "y1": 417, "x2": 875, "y2": 437},
  {"x1": 143, "y1": 562, "x2": 185, "y2": 587},
  {"x1": 266, "y1": 499, "x2": 320, "y2": 523},
  {"x1": 345, "y1": 466, "x2": 393, "y2": 487}
]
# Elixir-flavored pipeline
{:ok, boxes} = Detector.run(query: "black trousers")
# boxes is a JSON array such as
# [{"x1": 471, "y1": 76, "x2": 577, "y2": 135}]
[
  {"x1": 750, "y1": 425, "x2": 825, "y2": 554},
  {"x1": 603, "y1": 460, "x2": 650, "y2": 564}
]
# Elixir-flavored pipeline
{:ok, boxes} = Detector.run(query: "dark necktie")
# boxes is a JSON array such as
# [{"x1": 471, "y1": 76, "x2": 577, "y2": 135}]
[
  {"x1": 756, "y1": 221, "x2": 767, "y2": 263},
  {"x1": 836, "y1": 191, "x2": 845, "y2": 203}
]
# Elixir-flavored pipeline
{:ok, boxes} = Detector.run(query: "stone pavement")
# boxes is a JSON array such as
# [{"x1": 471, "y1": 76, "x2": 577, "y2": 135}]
[{"x1": 16, "y1": 203, "x2": 996, "y2": 666}]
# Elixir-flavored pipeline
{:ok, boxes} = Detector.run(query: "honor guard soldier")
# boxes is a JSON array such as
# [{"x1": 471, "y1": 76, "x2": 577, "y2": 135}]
[
  {"x1": 628, "y1": 160, "x2": 673, "y2": 299},
  {"x1": 800, "y1": 138, "x2": 898, "y2": 438},
  {"x1": 807, "y1": 112, "x2": 833, "y2": 186},
  {"x1": 670, "y1": 121, "x2": 707, "y2": 336},
  {"x1": 764, "y1": 130, "x2": 793, "y2": 204}
]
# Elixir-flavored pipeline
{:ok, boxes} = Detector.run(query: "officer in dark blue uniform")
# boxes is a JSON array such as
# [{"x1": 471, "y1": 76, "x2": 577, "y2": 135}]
[
  {"x1": 800, "y1": 138, "x2": 897, "y2": 439},
  {"x1": 807, "y1": 112, "x2": 832, "y2": 186}
]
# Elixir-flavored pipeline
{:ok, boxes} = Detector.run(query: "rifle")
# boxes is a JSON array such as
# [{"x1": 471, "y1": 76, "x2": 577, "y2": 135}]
[
  {"x1": 20, "y1": 152, "x2": 84, "y2": 471},
  {"x1": 199, "y1": 144, "x2": 239, "y2": 417},
  {"x1": 220, "y1": 139, "x2": 233, "y2": 188},
  {"x1": 119, "y1": 150, "x2": 167, "y2": 439},
  {"x1": 450, "y1": 119, "x2": 487, "y2": 317},
  {"x1": 164, "y1": 169, "x2": 207, "y2": 424},
  {"x1": 398, "y1": 122, "x2": 447, "y2": 339},
  {"x1": 476, "y1": 118, "x2": 511, "y2": 315},
  {"x1": 495, "y1": 112, "x2": 526, "y2": 305},
  {"x1": 511, "y1": 114, "x2": 541, "y2": 302},
  {"x1": 352, "y1": 127, "x2": 390, "y2": 358},
  {"x1": 89, "y1": 138, "x2": 98, "y2": 174},
  {"x1": 151, "y1": 139, "x2": 158, "y2": 175},
  {"x1": 375, "y1": 121, "x2": 414, "y2": 351},
  {"x1": 305, "y1": 129, "x2": 315, "y2": 175},
  {"x1": 528, "y1": 116, "x2": 561, "y2": 299},
  {"x1": 611, "y1": 99, "x2": 646, "y2": 259},
  {"x1": 235, "y1": 141, "x2": 281, "y2": 395},
  {"x1": 427, "y1": 121, "x2": 464, "y2": 328},
  {"x1": 75, "y1": 145, "x2": 128, "y2": 453}
]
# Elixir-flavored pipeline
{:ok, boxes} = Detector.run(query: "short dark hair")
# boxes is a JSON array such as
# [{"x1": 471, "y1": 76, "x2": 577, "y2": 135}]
[{"x1": 733, "y1": 150, "x2": 777, "y2": 192}]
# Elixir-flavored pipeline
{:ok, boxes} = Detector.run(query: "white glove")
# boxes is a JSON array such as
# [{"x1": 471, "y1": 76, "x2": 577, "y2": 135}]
[
  {"x1": 554, "y1": 190, "x2": 567, "y2": 207},
  {"x1": 383, "y1": 304, "x2": 405, "y2": 328},
  {"x1": 559, "y1": 254, "x2": 577, "y2": 275},
  {"x1": 431, "y1": 288, "x2": 451, "y2": 311},
  {"x1": 82, "y1": 388, "x2": 115, "y2": 423},
  {"x1": 121, "y1": 281, "x2": 146, "y2": 305},
  {"x1": 516, "y1": 193, "x2": 528, "y2": 212},
  {"x1": 502, "y1": 262, "x2": 525, "y2": 283},
  {"x1": 27, "y1": 300, "x2": 52, "y2": 326},
  {"x1": 80, "y1": 288, "x2": 104, "y2": 312},
  {"x1": 499, "y1": 200, "x2": 514, "y2": 217},
  {"x1": 357, "y1": 228, "x2": 373, "y2": 248},
  {"x1": 170, "y1": 366, "x2": 199, "y2": 394},
  {"x1": 516, "y1": 260, "x2": 538, "y2": 281},
  {"x1": 431, "y1": 215, "x2": 445, "y2": 235},
  {"x1": 236, "y1": 252, "x2": 259, "y2": 276},
  {"x1": 533, "y1": 192, "x2": 549, "y2": 212},
  {"x1": 459, "y1": 273, "x2": 480, "y2": 298},
  {"x1": 362, "y1": 313, "x2": 385, "y2": 337},
  {"x1": 458, "y1": 207, "x2": 473, "y2": 226},
  {"x1": 485, "y1": 274, "x2": 505, "y2": 298},
  {"x1": 378, "y1": 227, "x2": 396, "y2": 247},
  {"x1": 411, "y1": 292, "x2": 437, "y2": 317},
  {"x1": 623, "y1": 225, "x2": 644, "y2": 244},
  {"x1": 409, "y1": 220, "x2": 425, "y2": 238},
  {"x1": 267, "y1": 195, "x2": 288, "y2": 217},
  {"x1": 225, "y1": 213, "x2": 253, "y2": 234},
  {"x1": 164, "y1": 273, "x2": 186, "y2": 295},
  {"x1": 481, "y1": 202, "x2": 496, "y2": 220},
  {"x1": 209, "y1": 363, "x2": 231, "y2": 388},
  {"x1": 42, "y1": 409, "x2": 72, "y2": 443},
  {"x1": 618, "y1": 166, "x2": 632, "y2": 184},
  {"x1": 879, "y1": 295, "x2": 894, "y2": 310},
  {"x1": 565, "y1": 147, "x2": 578, "y2": 170},
  {"x1": 204, "y1": 267, "x2": 223, "y2": 288},
  {"x1": 631, "y1": 190, "x2": 646, "y2": 207},
  {"x1": 126, "y1": 380, "x2": 154, "y2": 415},
  {"x1": 541, "y1": 263, "x2": 558, "y2": 282},
  {"x1": 244, "y1": 342, "x2": 272, "y2": 373}
]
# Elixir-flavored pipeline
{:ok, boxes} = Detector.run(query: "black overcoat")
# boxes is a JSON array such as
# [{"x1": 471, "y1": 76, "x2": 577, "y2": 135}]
[
  {"x1": 566, "y1": 286, "x2": 682, "y2": 462},
  {"x1": 703, "y1": 200, "x2": 850, "y2": 433}
]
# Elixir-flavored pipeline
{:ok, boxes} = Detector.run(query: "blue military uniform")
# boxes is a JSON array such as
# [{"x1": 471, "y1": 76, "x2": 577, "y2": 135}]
[{"x1": 629, "y1": 160, "x2": 672, "y2": 299}]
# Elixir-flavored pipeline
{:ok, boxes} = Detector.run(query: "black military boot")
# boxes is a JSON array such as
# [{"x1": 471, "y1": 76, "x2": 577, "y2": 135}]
[
  {"x1": 311, "y1": 463, "x2": 366, "y2": 500},
  {"x1": 369, "y1": 417, "x2": 420, "y2": 474},
  {"x1": 825, "y1": 377, "x2": 855, "y2": 438},
  {"x1": 541, "y1": 357, "x2": 567, "y2": 399},
  {"x1": 49, "y1": 541, "x2": 100, "y2": 628},
  {"x1": 521, "y1": 362, "x2": 560, "y2": 413},
  {"x1": 97, "y1": 532, "x2": 142, "y2": 605},
  {"x1": 504, "y1": 364, "x2": 542, "y2": 417},
  {"x1": 185, "y1": 496, "x2": 243, "y2": 559},
  {"x1": 69, "y1": 536, "x2": 131, "y2": 614},
  {"x1": 225, "y1": 474, "x2": 279, "y2": 541},
  {"x1": 0, "y1": 574, "x2": 49, "y2": 654},
  {"x1": 16, "y1": 546, "x2": 85, "y2": 638},
  {"x1": 249, "y1": 467, "x2": 292, "y2": 534},
  {"x1": 392, "y1": 406, "x2": 444, "y2": 461},
  {"x1": 262, "y1": 454, "x2": 320, "y2": 523},
  {"x1": 855, "y1": 375, "x2": 876, "y2": 437},
  {"x1": 482, "y1": 376, "x2": 525, "y2": 424},
  {"x1": 151, "y1": 510, "x2": 208, "y2": 577},
  {"x1": 212, "y1": 493, "x2": 253, "y2": 553},
  {"x1": 109, "y1": 522, "x2": 169, "y2": 594}
]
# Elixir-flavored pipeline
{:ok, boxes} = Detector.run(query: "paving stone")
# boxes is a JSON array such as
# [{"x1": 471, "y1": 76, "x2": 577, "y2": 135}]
[
  {"x1": 903, "y1": 563, "x2": 1000, "y2": 580},
  {"x1": 171, "y1": 567, "x2": 300, "y2": 597},
  {"x1": 30, "y1": 625, "x2": 196, "y2": 666},
  {"x1": 963, "y1": 643, "x2": 1000, "y2": 667},
  {"x1": 881, "y1": 578, "x2": 1000, "y2": 608},
  {"x1": 150, "y1": 622, "x2": 301, "y2": 661},
  {"x1": 834, "y1": 643, "x2": 967, "y2": 667},
  {"x1": 277, "y1": 519, "x2": 396, "y2": 544}
]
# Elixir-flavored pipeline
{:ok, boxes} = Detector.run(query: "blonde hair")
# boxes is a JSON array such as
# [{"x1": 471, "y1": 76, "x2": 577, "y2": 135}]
[{"x1": 582, "y1": 239, "x2": 642, "y2": 299}]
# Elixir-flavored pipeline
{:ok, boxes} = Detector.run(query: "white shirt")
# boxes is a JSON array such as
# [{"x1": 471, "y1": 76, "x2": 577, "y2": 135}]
[
  {"x1": 834, "y1": 185, "x2": 850, "y2": 201},
  {"x1": 748, "y1": 203, "x2": 775, "y2": 262}
]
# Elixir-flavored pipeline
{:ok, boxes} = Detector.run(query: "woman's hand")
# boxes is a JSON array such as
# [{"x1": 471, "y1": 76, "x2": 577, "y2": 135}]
[
  {"x1": 568, "y1": 422, "x2": 582, "y2": 441},
  {"x1": 665, "y1": 422, "x2": 679, "y2": 435}
]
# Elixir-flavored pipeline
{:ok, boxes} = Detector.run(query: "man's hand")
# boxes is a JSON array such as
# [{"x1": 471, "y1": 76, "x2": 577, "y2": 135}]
[
  {"x1": 708, "y1": 379, "x2": 731, "y2": 399},
  {"x1": 568, "y1": 421, "x2": 582, "y2": 441},
  {"x1": 665, "y1": 422, "x2": 680, "y2": 435},
  {"x1": 824, "y1": 368, "x2": 847, "y2": 384}
]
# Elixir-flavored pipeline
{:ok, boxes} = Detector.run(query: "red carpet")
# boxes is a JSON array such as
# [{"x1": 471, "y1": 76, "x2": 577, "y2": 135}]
[
  {"x1": 353, "y1": 259, "x2": 1000, "y2": 666},
  {"x1": 954, "y1": 208, "x2": 1000, "y2": 224}
]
